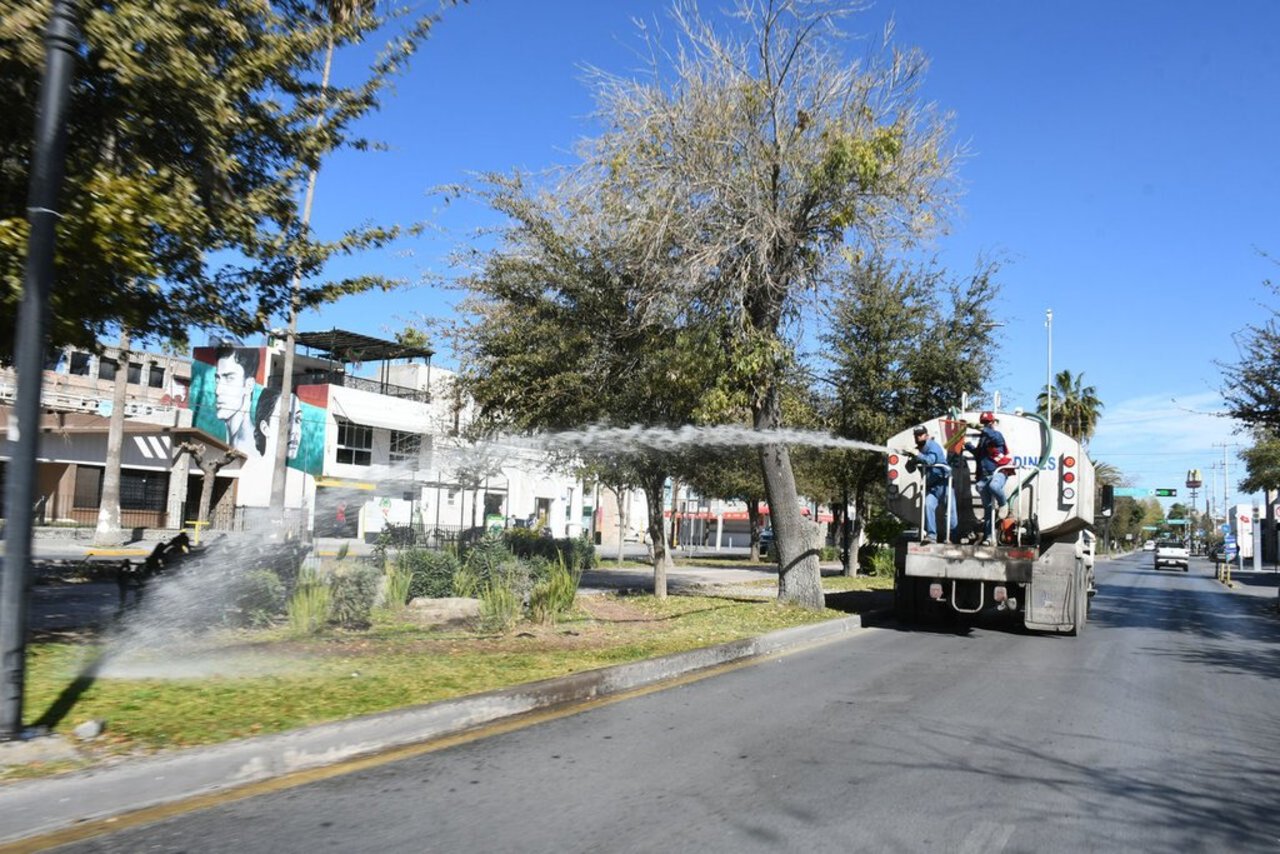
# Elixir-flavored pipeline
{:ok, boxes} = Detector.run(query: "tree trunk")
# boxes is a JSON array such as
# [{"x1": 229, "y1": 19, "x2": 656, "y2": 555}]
[
  {"x1": 197, "y1": 464, "x2": 217, "y2": 525},
  {"x1": 94, "y1": 329, "x2": 130, "y2": 545},
  {"x1": 851, "y1": 488, "x2": 870, "y2": 575},
  {"x1": 747, "y1": 496, "x2": 762, "y2": 562},
  {"x1": 668, "y1": 479, "x2": 680, "y2": 550},
  {"x1": 755, "y1": 383, "x2": 823, "y2": 609},
  {"x1": 616, "y1": 488, "x2": 627, "y2": 565},
  {"x1": 835, "y1": 499, "x2": 854, "y2": 577},
  {"x1": 642, "y1": 474, "x2": 670, "y2": 599}
]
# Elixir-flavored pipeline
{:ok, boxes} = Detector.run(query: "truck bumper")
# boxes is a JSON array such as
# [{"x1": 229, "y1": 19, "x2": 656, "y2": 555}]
[{"x1": 902, "y1": 542, "x2": 1034, "y2": 583}]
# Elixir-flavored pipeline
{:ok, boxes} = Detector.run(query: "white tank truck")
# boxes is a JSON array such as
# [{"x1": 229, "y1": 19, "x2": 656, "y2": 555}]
[{"x1": 884, "y1": 409, "x2": 1097, "y2": 634}]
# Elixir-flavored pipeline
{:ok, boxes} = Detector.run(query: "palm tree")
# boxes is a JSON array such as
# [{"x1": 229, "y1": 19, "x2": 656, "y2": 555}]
[{"x1": 1037, "y1": 369, "x2": 1104, "y2": 443}]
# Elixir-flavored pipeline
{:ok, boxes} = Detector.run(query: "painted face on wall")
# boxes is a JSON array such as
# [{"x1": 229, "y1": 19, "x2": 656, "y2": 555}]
[
  {"x1": 214, "y1": 354, "x2": 252, "y2": 422},
  {"x1": 287, "y1": 395, "x2": 303, "y2": 460}
]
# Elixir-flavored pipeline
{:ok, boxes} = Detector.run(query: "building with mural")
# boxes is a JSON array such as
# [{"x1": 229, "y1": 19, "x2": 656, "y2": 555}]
[{"x1": 1, "y1": 330, "x2": 591, "y2": 544}]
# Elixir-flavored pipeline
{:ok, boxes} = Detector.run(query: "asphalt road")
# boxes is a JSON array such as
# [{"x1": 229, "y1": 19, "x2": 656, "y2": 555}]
[{"x1": 51, "y1": 552, "x2": 1280, "y2": 853}]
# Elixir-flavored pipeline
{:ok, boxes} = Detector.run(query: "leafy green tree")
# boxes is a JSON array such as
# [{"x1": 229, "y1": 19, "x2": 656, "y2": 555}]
[
  {"x1": 1239, "y1": 429, "x2": 1280, "y2": 494},
  {"x1": 0, "y1": 0, "x2": 436, "y2": 358},
  {"x1": 1220, "y1": 260, "x2": 1280, "y2": 430},
  {"x1": 452, "y1": 177, "x2": 727, "y2": 598},
  {"x1": 565, "y1": 1, "x2": 955, "y2": 608},
  {"x1": 820, "y1": 256, "x2": 1001, "y2": 567},
  {"x1": 1036, "y1": 369, "x2": 1104, "y2": 443}
]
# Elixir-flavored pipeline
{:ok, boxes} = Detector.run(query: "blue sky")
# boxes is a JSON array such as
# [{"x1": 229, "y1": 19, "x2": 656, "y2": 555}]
[{"x1": 294, "y1": 0, "x2": 1280, "y2": 513}]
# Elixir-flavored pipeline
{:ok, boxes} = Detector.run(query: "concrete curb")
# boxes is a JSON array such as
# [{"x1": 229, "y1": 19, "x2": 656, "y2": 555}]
[{"x1": 0, "y1": 613, "x2": 867, "y2": 844}]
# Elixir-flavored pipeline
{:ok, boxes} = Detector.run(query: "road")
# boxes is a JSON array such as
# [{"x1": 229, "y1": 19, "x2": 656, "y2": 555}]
[{"x1": 51, "y1": 552, "x2": 1280, "y2": 853}]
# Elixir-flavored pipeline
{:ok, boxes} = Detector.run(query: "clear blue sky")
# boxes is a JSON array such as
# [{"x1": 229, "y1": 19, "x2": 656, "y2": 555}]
[{"x1": 296, "y1": 0, "x2": 1280, "y2": 513}]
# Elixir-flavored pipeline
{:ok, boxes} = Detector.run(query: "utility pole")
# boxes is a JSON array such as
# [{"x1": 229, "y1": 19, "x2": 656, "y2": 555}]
[
  {"x1": 1045, "y1": 309, "x2": 1053, "y2": 429},
  {"x1": 1, "y1": 0, "x2": 79, "y2": 741},
  {"x1": 1213, "y1": 442, "x2": 1237, "y2": 514}
]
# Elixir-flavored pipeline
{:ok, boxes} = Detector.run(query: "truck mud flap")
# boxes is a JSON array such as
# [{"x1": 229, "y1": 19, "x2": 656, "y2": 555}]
[{"x1": 1024, "y1": 543, "x2": 1083, "y2": 633}]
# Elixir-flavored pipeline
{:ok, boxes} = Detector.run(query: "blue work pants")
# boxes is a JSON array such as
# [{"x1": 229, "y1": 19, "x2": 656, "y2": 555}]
[
  {"x1": 925, "y1": 485, "x2": 958, "y2": 542},
  {"x1": 977, "y1": 470, "x2": 1009, "y2": 537}
]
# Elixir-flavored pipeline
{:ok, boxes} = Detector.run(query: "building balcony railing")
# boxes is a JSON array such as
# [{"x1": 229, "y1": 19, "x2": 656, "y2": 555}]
[{"x1": 306, "y1": 372, "x2": 431, "y2": 403}]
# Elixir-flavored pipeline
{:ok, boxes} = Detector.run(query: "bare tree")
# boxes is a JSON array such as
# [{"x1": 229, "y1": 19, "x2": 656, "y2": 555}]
[
  {"x1": 570, "y1": 0, "x2": 956, "y2": 607},
  {"x1": 177, "y1": 442, "x2": 241, "y2": 528}
]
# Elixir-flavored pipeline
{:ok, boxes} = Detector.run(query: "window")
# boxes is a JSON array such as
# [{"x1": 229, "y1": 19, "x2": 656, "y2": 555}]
[
  {"x1": 98, "y1": 358, "x2": 117, "y2": 382},
  {"x1": 74, "y1": 466, "x2": 102, "y2": 508},
  {"x1": 69, "y1": 352, "x2": 93, "y2": 376},
  {"x1": 119, "y1": 470, "x2": 169, "y2": 511},
  {"x1": 389, "y1": 430, "x2": 421, "y2": 464},
  {"x1": 336, "y1": 419, "x2": 372, "y2": 466},
  {"x1": 127, "y1": 362, "x2": 142, "y2": 384},
  {"x1": 147, "y1": 365, "x2": 165, "y2": 389}
]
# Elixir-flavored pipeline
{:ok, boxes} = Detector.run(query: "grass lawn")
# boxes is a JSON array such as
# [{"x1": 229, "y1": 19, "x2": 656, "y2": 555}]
[{"x1": 10, "y1": 575, "x2": 892, "y2": 781}]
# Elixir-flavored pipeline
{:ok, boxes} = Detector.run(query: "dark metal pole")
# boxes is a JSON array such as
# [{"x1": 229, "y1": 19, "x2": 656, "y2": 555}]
[{"x1": 1, "y1": 0, "x2": 79, "y2": 741}]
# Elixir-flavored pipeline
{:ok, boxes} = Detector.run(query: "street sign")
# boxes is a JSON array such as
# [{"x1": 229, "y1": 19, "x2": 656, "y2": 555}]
[
  {"x1": 1142, "y1": 525, "x2": 1159, "y2": 530},
  {"x1": 1221, "y1": 524, "x2": 1231, "y2": 533},
  {"x1": 1113, "y1": 487, "x2": 1152, "y2": 497},
  {"x1": 1166, "y1": 518, "x2": 1187, "y2": 524},
  {"x1": 1155, "y1": 488, "x2": 1177, "y2": 497}
]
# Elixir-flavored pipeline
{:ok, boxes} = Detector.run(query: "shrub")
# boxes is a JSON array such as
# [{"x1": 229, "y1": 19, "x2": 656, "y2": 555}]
[
  {"x1": 398, "y1": 548, "x2": 460, "y2": 600},
  {"x1": 382, "y1": 563, "x2": 412, "y2": 611},
  {"x1": 529, "y1": 559, "x2": 581, "y2": 625},
  {"x1": 466, "y1": 535, "x2": 531, "y2": 603},
  {"x1": 230, "y1": 568, "x2": 286, "y2": 628},
  {"x1": 330, "y1": 562, "x2": 381, "y2": 629},
  {"x1": 867, "y1": 547, "x2": 896, "y2": 578},
  {"x1": 452, "y1": 563, "x2": 479, "y2": 598},
  {"x1": 572, "y1": 534, "x2": 597, "y2": 571},
  {"x1": 819, "y1": 546, "x2": 839, "y2": 562},
  {"x1": 865, "y1": 514, "x2": 905, "y2": 546},
  {"x1": 479, "y1": 582, "x2": 521, "y2": 632},
  {"x1": 503, "y1": 529, "x2": 595, "y2": 572},
  {"x1": 287, "y1": 568, "x2": 332, "y2": 636}
]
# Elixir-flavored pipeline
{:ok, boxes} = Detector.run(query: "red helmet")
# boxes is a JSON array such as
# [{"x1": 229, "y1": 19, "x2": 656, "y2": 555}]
[{"x1": 979, "y1": 411, "x2": 996, "y2": 424}]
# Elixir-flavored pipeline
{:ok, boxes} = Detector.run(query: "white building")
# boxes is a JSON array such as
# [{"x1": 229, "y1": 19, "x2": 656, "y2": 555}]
[{"x1": 1, "y1": 331, "x2": 590, "y2": 545}]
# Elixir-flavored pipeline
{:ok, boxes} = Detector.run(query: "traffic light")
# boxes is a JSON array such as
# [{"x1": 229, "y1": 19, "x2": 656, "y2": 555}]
[
  {"x1": 1101, "y1": 484, "x2": 1114, "y2": 517},
  {"x1": 1155, "y1": 488, "x2": 1177, "y2": 497}
]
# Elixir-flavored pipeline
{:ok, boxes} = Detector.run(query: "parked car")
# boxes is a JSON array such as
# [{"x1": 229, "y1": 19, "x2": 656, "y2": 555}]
[{"x1": 758, "y1": 528, "x2": 773, "y2": 556}]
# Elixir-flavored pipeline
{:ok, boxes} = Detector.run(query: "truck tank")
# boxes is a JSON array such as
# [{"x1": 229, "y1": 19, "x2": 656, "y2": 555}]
[{"x1": 884, "y1": 410, "x2": 1096, "y2": 634}]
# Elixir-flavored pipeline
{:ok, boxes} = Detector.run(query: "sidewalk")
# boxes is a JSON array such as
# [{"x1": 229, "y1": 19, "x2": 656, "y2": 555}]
[{"x1": 0, "y1": 609, "x2": 874, "y2": 846}]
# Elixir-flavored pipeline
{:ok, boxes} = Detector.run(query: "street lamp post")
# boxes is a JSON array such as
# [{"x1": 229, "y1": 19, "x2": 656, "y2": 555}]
[
  {"x1": 1, "y1": 0, "x2": 79, "y2": 741},
  {"x1": 1045, "y1": 309, "x2": 1053, "y2": 429}
]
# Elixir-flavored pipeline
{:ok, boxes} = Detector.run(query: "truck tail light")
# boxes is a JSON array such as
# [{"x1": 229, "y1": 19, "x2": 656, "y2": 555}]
[{"x1": 1059, "y1": 452, "x2": 1078, "y2": 506}]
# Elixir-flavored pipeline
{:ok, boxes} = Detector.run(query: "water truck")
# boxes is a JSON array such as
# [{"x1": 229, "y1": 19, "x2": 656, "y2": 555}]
[{"x1": 884, "y1": 410, "x2": 1096, "y2": 634}]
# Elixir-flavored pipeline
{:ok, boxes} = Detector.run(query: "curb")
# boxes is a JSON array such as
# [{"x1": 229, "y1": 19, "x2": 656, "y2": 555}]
[{"x1": 0, "y1": 613, "x2": 867, "y2": 845}]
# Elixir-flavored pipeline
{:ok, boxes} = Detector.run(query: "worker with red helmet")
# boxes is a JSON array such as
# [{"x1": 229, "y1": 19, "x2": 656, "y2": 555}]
[{"x1": 965, "y1": 411, "x2": 1009, "y2": 545}]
